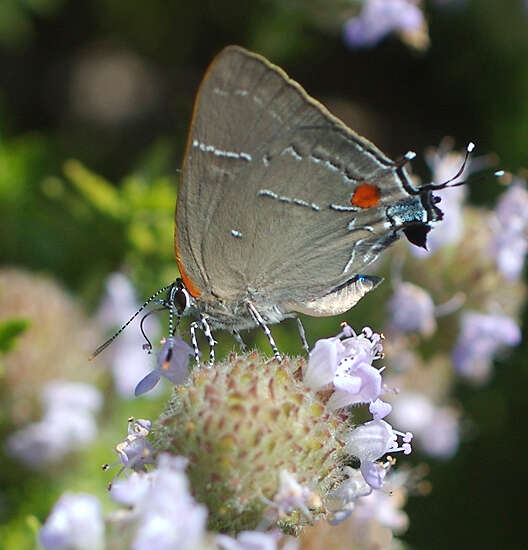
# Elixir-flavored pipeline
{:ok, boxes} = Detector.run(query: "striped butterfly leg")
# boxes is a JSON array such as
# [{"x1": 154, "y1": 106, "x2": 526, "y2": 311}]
[
  {"x1": 190, "y1": 315, "x2": 217, "y2": 366},
  {"x1": 200, "y1": 315, "x2": 216, "y2": 366},
  {"x1": 246, "y1": 301, "x2": 282, "y2": 361},
  {"x1": 294, "y1": 315, "x2": 309, "y2": 354},
  {"x1": 189, "y1": 321, "x2": 201, "y2": 365}
]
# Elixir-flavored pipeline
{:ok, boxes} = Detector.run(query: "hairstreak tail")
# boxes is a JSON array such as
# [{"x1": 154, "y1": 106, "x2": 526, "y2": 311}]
[{"x1": 90, "y1": 45, "x2": 474, "y2": 365}]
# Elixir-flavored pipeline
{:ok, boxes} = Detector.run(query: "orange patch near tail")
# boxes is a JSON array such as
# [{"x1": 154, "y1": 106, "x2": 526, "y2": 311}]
[
  {"x1": 176, "y1": 257, "x2": 202, "y2": 298},
  {"x1": 174, "y1": 231, "x2": 202, "y2": 298},
  {"x1": 351, "y1": 184, "x2": 381, "y2": 208}
]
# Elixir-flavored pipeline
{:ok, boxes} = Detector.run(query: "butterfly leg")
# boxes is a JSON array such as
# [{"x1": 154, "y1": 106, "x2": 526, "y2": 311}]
[
  {"x1": 189, "y1": 321, "x2": 201, "y2": 365},
  {"x1": 294, "y1": 315, "x2": 309, "y2": 354},
  {"x1": 246, "y1": 302, "x2": 281, "y2": 361},
  {"x1": 232, "y1": 329, "x2": 247, "y2": 352},
  {"x1": 200, "y1": 315, "x2": 216, "y2": 366}
]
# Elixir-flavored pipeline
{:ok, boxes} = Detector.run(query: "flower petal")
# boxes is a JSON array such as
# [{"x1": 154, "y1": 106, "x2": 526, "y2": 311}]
[{"x1": 134, "y1": 370, "x2": 161, "y2": 396}]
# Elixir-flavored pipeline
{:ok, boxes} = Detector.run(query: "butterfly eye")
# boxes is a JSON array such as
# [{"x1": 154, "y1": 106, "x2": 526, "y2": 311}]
[{"x1": 171, "y1": 284, "x2": 190, "y2": 314}]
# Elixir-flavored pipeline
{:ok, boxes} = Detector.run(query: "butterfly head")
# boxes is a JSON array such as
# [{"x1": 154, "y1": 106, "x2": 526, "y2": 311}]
[{"x1": 397, "y1": 142, "x2": 477, "y2": 250}]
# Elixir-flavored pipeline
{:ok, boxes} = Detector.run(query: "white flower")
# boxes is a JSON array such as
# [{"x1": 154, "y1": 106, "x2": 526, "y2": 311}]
[{"x1": 39, "y1": 493, "x2": 104, "y2": 550}]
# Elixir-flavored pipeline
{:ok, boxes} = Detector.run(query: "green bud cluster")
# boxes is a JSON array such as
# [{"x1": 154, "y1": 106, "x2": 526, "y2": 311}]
[{"x1": 154, "y1": 351, "x2": 355, "y2": 534}]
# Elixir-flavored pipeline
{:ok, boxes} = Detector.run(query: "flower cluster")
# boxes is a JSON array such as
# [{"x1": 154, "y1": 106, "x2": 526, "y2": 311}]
[
  {"x1": 6, "y1": 380, "x2": 102, "y2": 469},
  {"x1": 453, "y1": 311, "x2": 521, "y2": 382},
  {"x1": 39, "y1": 325, "x2": 416, "y2": 549},
  {"x1": 381, "y1": 144, "x2": 527, "y2": 462},
  {"x1": 0, "y1": 268, "x2": 102, "y2": 426},
  {"x1": 490, "y1": 180, "x2": 528, "y2": 281},
  {"x1": 343, "y1": 0, "x2": 428, "y2": 50}
]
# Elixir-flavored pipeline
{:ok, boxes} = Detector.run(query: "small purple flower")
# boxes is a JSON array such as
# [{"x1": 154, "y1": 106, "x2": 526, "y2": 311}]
[
  {"x1": 135, "y1": 337, "x2": 194, "y2": 396},
  {"x1": 327, "y1": 356, "x2": 382, "y2": 410},
  {"x1": 389, "y1": 392, "x2": 460, "y2": 458},
  {"x1": 389, "y1": 392, "x2": 434, "y2": 433},
  {"x1": 388, "y1": 282, "x2": 436, "y2": 336},
  {"x1": 452, "y1": 311, "x2": 521, "y2": 382},
  {"x1": 490, "y1": 182, "x2": 528, "y2": 281},
  {"x1": 110, "y1": 471, "x2": 153, "y2": 506},
  {"x1": 344, "y1": 419, "x2": 412, "y2": 489},
  {"x1": 352, "y1": 484, "x2": 409, "y2": 534},
  {"x1": 369, "y1": 398, "x2": 393, "y2": 420},
  {"x1": 115, "y1": 419, "x2": 155, "y2": 470},
  {"x1": 327, "y1": 467, "x2": 372, "y2": 525},
  {"x1": 104, "y1": 418, "x2": 155, "y2": 485},
  {"x1": 304, "y1": 335, "x2": 346, "y2": 390},
  {"x1": 97, "y1": 272, "x2": 161, "y2": 398},
  {"x1": 130, "y1": 453, "x2": 208, "y2": 550},
  {"x1": 305, "y1": 326, "x2": 385, "y2": 411},
  {"x1": 42, "y1": 381, "x2": 103, "y2": 412},
  {"x1": 420, "y1": 406, "x2": 460, "y2": 458},
  {"x1": 6, "y1": 381, "x2": 102, "y2": 469},
  {"x1": 343, "y1": 0, "x2": 424, "y2": 49},
  {"x1": 272, "y1": 471, "x2": 316, "y2": 518},
  {"x1": 39, "y1": 493, "x2": 104, "y2": 550}
]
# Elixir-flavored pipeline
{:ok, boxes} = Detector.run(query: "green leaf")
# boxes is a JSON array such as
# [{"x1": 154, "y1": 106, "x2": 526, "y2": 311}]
[
  {"x1": 0, "y1": 318, "x2": 30, "y2": 353},
  {"x1": 63, "y1": 159, "x2": 128, "y2": 220}
]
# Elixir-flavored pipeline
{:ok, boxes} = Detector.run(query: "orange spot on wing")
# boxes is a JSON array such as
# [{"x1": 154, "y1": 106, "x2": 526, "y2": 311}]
[
  {"x1": 174, "y1": 231, "x2": 202, "y2": 298},
  {"x1": 351, "y1": 184, "x2": 381, "y2": 208},
  {"x1": 177, "y1": 259, "x2": 202, "y2": 298}
]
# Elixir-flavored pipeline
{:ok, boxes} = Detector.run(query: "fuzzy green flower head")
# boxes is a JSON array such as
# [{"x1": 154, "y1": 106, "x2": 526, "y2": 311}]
[{"x1": 153, "y1": 325, "x2": 411, "y2": 535}]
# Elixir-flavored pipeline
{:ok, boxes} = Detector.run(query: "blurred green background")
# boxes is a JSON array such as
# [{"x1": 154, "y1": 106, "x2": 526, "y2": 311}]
[{"x1": 0, "y1": 1, "x2": 527, "y2": 549}]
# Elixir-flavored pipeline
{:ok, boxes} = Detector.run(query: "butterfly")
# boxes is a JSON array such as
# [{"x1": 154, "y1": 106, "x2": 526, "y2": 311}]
[{"x1": 91, "y1": 46, "x2": 471, "y2": 364}]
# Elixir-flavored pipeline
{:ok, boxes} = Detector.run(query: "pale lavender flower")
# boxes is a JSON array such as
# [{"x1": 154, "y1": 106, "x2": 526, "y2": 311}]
[
  {"x1": 272, "y1": 471, "x2": 317, "y2": 518},
  {"x1": 39, "y1": 492, "x2": 104, "y2": 550},
  {"x1": 305, "y1": 326, "x2": 386, "y2": 411},
  {"x1": 42, "y1": 381, "x2": 103, "y2": 412},
  {"x1": 128, "y1": 453, "x2": 208, "y2": 550},
  {"x1": 6, "y1": 381, "x2": 102, "y2": 469},
  {"x1": 352, "y1": 485, "x2": 409, "y2": 534},
  {"x1": 97, "y1": 272, "x2": 143, "y2": 327},
  {"x1": 110, "y1": 471, "x2": 153, "y2": 506},
  {"x1": 306, "y1": 326, "x2": 383, "y2": 392},
  {"x1": 388, "y1": 282, "x2": 436, "y2": 336},
  {"x1": 6, "y1": 410, "x2": 96, "y2": 469},
  {"x1": 135, "y1": 336, "x2": 194, "y2": 396},
  {"x1": 389, "y1": 392, "x2": 460, "y2": 458},
  {"x1": 452, "y1": 311, "x2": 521, "y2": 382},
  {"x1": 389, "y1": 392, "x2": 435, "y2": 434},
  {"x1": 217, "y1": 531, "x2": 281, "y2": 550},
  {"x1": 104, "y1": 418, "x2": 155, "y2": 485},
  {"x1": 327, "y1": 466, "x2": 372, "y2": 525},
  {"x1": 97, "y1": 272, "x2": 160, "y2": 398},
  {"x1": 327, "y1": 355, "x2": 383, "y2": 410},
  {"x1": 369, "y1": 398, "x2": 393, "y2": 420},
  {"x1": 344, "y1": 419, "x2": 412, "y2": 489},
  {"x1": 304, "y1": 335, "x2": 346, "y2": 390},
  {"x1": 490, "y1": 182, "x2": 528, "y2": 280},
  {"x1": 419, "y1": 406, "x2": 460, "y2": 458},
  {"x1": 344, "y1": 0, "x2": 424, "y2": 48}
]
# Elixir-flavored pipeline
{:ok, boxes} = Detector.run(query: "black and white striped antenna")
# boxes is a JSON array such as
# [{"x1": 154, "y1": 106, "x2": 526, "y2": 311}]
[{"x1": 89, "y1": 284, "x2": 172, "y2": 360}]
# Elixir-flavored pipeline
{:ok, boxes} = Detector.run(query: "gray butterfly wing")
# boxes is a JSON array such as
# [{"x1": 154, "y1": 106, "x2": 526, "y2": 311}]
[{"x1": 176, "y1": 46, "x2": 418, "y2": 309}]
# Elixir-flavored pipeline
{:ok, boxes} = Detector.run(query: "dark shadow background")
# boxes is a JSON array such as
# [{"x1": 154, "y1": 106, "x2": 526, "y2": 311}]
[{"x1": 0, "y1": 1, "x2": 526, "y2": 549}]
